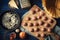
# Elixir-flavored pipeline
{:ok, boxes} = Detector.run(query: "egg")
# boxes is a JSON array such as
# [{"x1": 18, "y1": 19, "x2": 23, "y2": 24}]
[
  {"x1": 19, "y1": 32, "x2": 26, "y2": 39},
  {"x1": 15, "y1": 29, "x2": 20, "y2": 33}
]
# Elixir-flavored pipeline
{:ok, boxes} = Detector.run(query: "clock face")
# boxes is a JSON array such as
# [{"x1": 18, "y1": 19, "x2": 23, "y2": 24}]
[{"x1": 2, "y1": 11, "x2": 20, "y2": 30}]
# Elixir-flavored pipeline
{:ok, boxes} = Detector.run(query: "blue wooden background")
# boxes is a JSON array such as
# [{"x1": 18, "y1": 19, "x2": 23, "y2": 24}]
[{"x1": 0, "y1": 0, "x2": 60, "y2": 40}]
